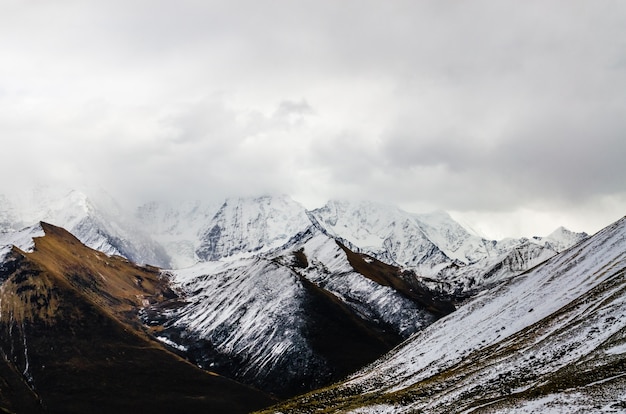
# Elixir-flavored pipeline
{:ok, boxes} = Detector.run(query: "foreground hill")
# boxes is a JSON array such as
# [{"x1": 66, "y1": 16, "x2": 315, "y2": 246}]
[
  {"x1": 262, "y1": 216, "x2": 626, "y2": 413},
  {"x1": 0, "y1": 223, "x2": 272, "y2": 414}
]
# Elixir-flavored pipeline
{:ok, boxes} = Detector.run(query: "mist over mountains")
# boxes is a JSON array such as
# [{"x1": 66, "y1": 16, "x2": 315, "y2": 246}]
[
  {"x1": 1, "y1": 187, "x2": 622, "y2": 414},
  {"x1": 0, "y1": 188, "x2": 587, "y2": 293}
]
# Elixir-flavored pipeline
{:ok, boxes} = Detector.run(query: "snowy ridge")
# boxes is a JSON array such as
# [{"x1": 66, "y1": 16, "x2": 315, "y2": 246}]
[
  {"x1": 310, "y1": 200, "x2": 588, "y2": 294},
  {"x1": 0, "y1": 191, "x2": 588, "y2": 294},
  {"x1": 195, "y1": 195, "x2": 312, "y2": 261},
  {"x1": 413, "y1": 210, "x2": 495, "y2": 264},
  {"x1": 292, "y1": 231, "x2": 439, "y2": 337},
  {"x1": 136, "y1": 200, "x2": 221, "y2": 268},
  {"x1": 265, "y1": 216, "x2": 626, "y2": 413},
  {"x1": 166, "y1": 257, "x2": 323, "y2": 386},
  {"x1": 531, "y1": 225, "x2": 589, "y2": 253},
  {"x1": 309, "y1": 200, "x2": 453, "y2": 274},
  {"x1": 0, "y1": 224, "x2": 45, "y2": 262},
  {"x1": 0, "y1": 188, "x2": 170, "y2": 267},
  {"x1": 350, "y1": 218, "x2": 624, "y2": 391},
  {"x1": 431, "y1": 240, "x2": 560, "y2": 294},
  {"x1": 145, "y1": 227, "x2": 453, "y2": 396}
]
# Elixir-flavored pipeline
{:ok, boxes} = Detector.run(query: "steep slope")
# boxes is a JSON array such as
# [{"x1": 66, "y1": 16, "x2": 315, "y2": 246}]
[
  {"x1": 0, "y1": 224, "x2": 44, "y2": 262},
  {"x1": 0, "y1": 223, "x2": 273, "y2": 414},
  {"x1": 308, "y1": 200, "x2": 452, "y2": 274},
  {"x1": 144, "y1": 227, "x2": 454, "y2": 398},
  {"x1": 0, "y1": 189, "x2": 170, "y2": 267},
  {"x1": 136, "y1": 200, "x2": 222, "y2": 268},
  {"x1": 195, "y1": 195, "x2": 312, "y2": 261},
  {"x1": 310, "y1": 200, "x2": 587, "y2": 295},
  {"x1": 263, "y1": 216, "x2": 625, "y2": 413}
]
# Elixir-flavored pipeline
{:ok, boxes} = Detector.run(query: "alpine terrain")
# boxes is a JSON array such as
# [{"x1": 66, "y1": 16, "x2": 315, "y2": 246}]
[
  {"x1": 0, "y1": 189, "x2": 598, "y2": 411},
  {"x1": 0, "y1": 223, "x2": 273, "y2": 413},
  {"x1": 0, "y1": 188, "x2": 170, "y2": 267},
  {"x1": 141, "y1": 214, "x2": 455, "y2": 397},
  {"x1": 261, "y1": 216, "x2": 626, "y2": 413}
]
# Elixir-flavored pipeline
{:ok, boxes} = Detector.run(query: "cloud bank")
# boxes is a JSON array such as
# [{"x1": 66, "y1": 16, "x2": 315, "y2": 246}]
[{"x1": 1, "y1": 0, "x2": 625, "y2": 237}]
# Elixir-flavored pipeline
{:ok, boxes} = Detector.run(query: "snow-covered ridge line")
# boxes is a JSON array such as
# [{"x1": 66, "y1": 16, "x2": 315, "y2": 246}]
[
  {"x1": 0, "y1": 223, "x2": 45, "y2": 262},
  {"x1": 145, "y1": 225, "x2": 456, "y2": 397},
  {"x1": 353, "y1": 217, "x2": 623, "y2": 387},
  {"x1": 0, "y1": 189, "x2": 171, "y2": 267},
  {"x1": 263, "y1": 216, "x2": 625, "y2": 413},
  {"x1": 1, "y1": 191, "x2": 587, "y2": 294}
]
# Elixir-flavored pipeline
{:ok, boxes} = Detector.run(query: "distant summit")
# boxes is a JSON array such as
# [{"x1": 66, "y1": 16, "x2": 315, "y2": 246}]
[{"x1": 1, "y1": 190, "x2": 587, "y2": 294}]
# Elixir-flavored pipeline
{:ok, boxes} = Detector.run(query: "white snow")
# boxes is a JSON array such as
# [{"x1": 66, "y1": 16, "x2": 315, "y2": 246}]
[
  {"x1": 0, "y1": 223, "x2": 45, "y2": 261},
  {"x1": 167, "y1": 256, "x2": 318, "y2": 380},
  {"x1": 136, "y1": 199, "x2": 222, "y2": 268},
  {"x1": 298, "y1": 232, "x2": 437, "y2": 337},
  {"x1": 156, "y1": 336, "x2": 188, "y2": 352},
  {"x1": 347, "y1": 404, "x2": 399, "y2": 414},
  {"x1": 0, "y1": 187, "x2": 170, "y2": 267},
  {"x1": 310, "y1": 200, "x2": 587, "y2": 293},
  {"x1": 605, "y1": 343, "x2": 626, "y2": 356},
  {"x1": 195, "y1": 195, "x2": 313, "y2": 262},
  {"x1": 336, "y1": 217, "x2": 625, "y2": 411},
  {"x1": 1, "y1": 190, "x2": 587, "y2": 297}
]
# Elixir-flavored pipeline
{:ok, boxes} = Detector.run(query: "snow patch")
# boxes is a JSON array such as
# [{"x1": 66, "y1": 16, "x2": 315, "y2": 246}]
[{"x1": 156, "y1": 336, "x2": 188, "y2": 352}]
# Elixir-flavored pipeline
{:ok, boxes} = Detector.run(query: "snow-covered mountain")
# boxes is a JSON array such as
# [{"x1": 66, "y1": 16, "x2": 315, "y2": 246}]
[
  {"x1": 0, "y1": 190, "x2": 604, "y2": 410},
  {"x1": 263, "y1": 216, "x2": 626, "y2": 413},
  {"x1": 136, "y1": 199, "x2": 221, "y2": 268},
  {"x1": 309, "y1": 200, "x2": 587, "y2": 294},
  {"x1": 0, "y1": 188, "x2": 171, "y2": 267},
  {"x1": 142, "y1": 226, "x2": 454, "y2": 397},
  {"x1": 1, "y1": 191, "x2": 586, "y2": 294},
  {"x1": 432, "y1": 239, "x2": 560, "y2": 294},
  {"x1": 195, "y1": 195, "x2": 312, "y2": 262},
  {"x1": 308, "y1": 200, "x2": 453, "y2": 272},
  {"x1": 0, "y1": 222, "x2": 273, "y2": 414},
  {"x1": 0, "y1": 223, "x2": 44, "y2": 262},
  {"x1": 531, "y1": 225, "x2": 589, "y2": 252}
]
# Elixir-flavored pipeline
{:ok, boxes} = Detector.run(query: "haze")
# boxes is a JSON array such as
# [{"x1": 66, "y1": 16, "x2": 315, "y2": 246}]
[{"x1": 1, "y1": 0, "x2": 625, "y2": 238}]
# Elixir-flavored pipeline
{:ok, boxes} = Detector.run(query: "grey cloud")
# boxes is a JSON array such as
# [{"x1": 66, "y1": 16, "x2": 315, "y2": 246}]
[
  {"x1": 1, "y1": 0, "x2": 625, "y2": 235},
  {"x1": 273, "y1": 99, "x2": 314, "y2": 119}
]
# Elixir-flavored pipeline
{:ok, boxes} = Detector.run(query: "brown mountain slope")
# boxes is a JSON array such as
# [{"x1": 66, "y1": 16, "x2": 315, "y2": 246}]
[
  {"x1": 337, "y1": 241, "x2": 455, "y2": 315},
  {"x1": 0, "y1": 223, "x2": 273, "y2": 414}
]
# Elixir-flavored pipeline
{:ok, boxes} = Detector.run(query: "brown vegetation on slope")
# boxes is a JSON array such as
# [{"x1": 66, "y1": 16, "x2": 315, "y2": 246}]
[
  {"x1": 0, "y1": 223, "x2": 273, "y2": 414},
  {"x1": 337, "y1": 241, "x2": 455, "y2": 316}
]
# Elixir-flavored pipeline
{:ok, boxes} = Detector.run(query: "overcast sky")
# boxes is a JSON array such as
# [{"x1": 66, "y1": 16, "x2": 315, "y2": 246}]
[{"x1": 1, "y1": 0, "x2": 625, "y2": 238}]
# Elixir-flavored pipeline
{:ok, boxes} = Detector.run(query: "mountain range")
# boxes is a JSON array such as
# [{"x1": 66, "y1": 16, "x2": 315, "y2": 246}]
[
  {"x1": 263, "y1": 215, "x2": 626, "y2": 413},
  {"x1": 0, "y1": 189, "x2": 587, "y2": 291},
  {"x1": 1, "y1": 188, "x2": 617, "y2": 413},
  {"x1": 0, "y1": 222, "x2": 272, "y2": 413}
]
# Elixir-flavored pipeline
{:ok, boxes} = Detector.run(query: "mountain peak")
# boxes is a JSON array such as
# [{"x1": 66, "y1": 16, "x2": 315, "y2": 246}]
[
  {"x1": 0, "y1": 221, "x2": 274, "y2": 413},
  {"x1": 196, "y1": 194, "x2": 312, "y2": 261},
  {"x1": 534, "y1": 225, "x2": 589, "y2": 253},
  {"x1": 266, "y1": 215, "x2": 626, "y2": 413}
]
